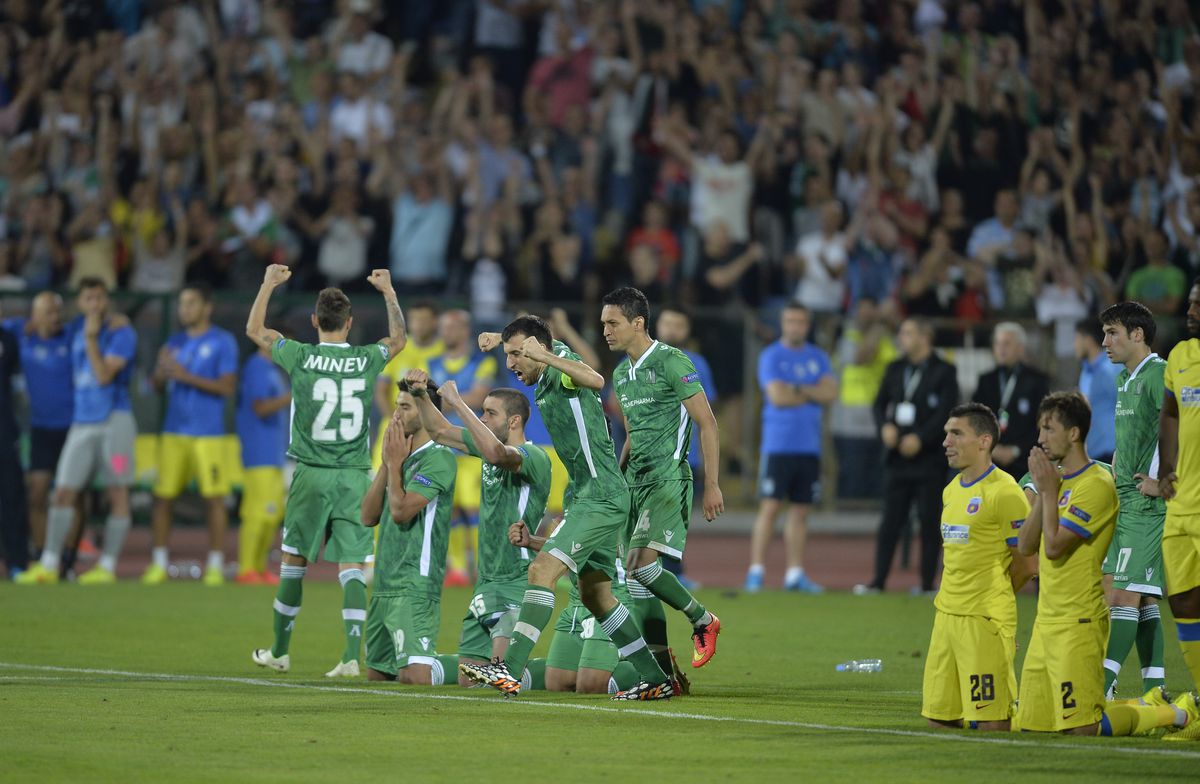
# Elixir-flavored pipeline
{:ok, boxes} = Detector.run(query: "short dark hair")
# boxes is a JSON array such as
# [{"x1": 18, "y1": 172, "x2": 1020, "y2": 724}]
[
  {"x1": 1038, "y1": 391, "x2": 1091, "y2": 443},
  {"x1": 948, "y1": 402, "x2": 999, "y2": 449},
  {"x1": 182, "y1": 282, "x2": 214, "y2": 304},
  {"x1": 903, "y1": 315, "x2": 934, "y2": 339},
  {"x1": 1099, "y1": 301, "x2": 1157, "y2": 347},
  {"x1": 659, "y1": 303, "x2": 693, "y2": 324},
  {"x1": 601, "y1": 286, "x2": 650, "y2": 328},
  {"x1": 410, "y1": 299, "x2": 439, "y2": 316},
  {"x1": 397, "y1": 378, "x2": 441, "y2": 410},
  {"x1": 487, "y1": 387, "x2": 530, "y2": 426},
  {"x1": 316, "y1": 288, "x2": 352, "y2": 332},
  {"x1": 77, "y1": 276, "x2": 108, "y2": 294},
  {"x1": 1074, "y1": 316, "x2": 1103, "y2": 344},
  {"x1": 502, "y1": 315, "x2": 553, "y2": 350}
]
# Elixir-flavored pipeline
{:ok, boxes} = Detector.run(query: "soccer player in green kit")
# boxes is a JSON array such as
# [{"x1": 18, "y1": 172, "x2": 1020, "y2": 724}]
[
  {"x1": 403, "y1": 369, "x2": 553, "y2": 686},
  {"x1": 361, "y1": 380, "x2": 458, "y2": 684},
  {"x1": 460, "y1": 315, "x2": 676, "y2": 700},
  {"x1": 247, "y1": 264, "x2": 406, "y2": 676},
  {"x1": 601, "y1": 287, "x2": 724, "y2": 671},
  {"x1": 1099, "y1": 302, "x2": 1169, "y2": 699}
]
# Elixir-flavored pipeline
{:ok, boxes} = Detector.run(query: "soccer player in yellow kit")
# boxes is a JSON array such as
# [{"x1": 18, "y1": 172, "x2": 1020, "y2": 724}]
[
  {"x1": 1018, "y1": 391, "x2": 1197, "y2": 737},
  {"x1": 1160, "y1": 278, "x2": 1200, "y2": 740},
  {"x1": 923, "y1": 403, "x2": 1035, "y2": 731}
]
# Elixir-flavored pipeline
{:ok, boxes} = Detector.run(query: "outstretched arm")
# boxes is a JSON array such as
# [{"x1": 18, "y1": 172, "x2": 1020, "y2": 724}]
[
  {"x1": 439, "y1": 379, "x2": 524, "y2": 472},
  {"x1": 519, "y1": 336, "x2": 604, "y2": 391},
  {"x1": 367, "y1": 269, "x2": 406, "y2": 357},
  {"x1": 246, "y1": 264, "x2": 291, "y2": 349},
  {"x1": 405, "y1": 370, "x2": 469, "y2": 452}
]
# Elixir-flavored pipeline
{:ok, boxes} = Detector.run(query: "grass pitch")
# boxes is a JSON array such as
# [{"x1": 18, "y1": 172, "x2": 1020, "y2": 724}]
[{"x1": 2, "y1": 583, "x2": 1199, "y2": 783}]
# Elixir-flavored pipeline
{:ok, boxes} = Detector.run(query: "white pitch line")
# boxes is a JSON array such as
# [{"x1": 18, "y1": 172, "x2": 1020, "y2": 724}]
[{"x1": 3, "y1": 662, "x2": 1200, "y2": 761}]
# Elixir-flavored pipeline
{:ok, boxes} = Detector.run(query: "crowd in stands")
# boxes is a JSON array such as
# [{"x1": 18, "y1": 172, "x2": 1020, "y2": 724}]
[{"x1": 0, "y1": 0, "x2": 1195, "y2": 330}]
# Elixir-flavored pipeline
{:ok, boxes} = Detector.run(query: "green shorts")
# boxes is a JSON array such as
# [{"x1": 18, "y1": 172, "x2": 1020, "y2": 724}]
[
  {"x1": 543, "y1": 491, "x2": 630, "y2": 577},
  {"x1": 546, "y1": 602, "x2": 618, "y2": 673},
  {"x1": 458, "y1": 578, "x2": 526, "y2": 661},
  {"x1": 628, "y1": 479, "x2": 692, "y2": 559},
  {"x1": 1102, "y1": 511, "x2": 1166, "y2": 597},
  {"x1": 281, "y1": 463, "x2": 373, "y2": 564},
  {"x1": 364, "y1": 592, "x2": 441, "y2": 675}
]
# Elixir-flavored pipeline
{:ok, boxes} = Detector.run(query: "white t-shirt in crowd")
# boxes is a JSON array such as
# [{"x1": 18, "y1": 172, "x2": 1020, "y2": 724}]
[
  {"x1": 690, "y1": 157, "x2": 752, "y2": 241},
  {"x1": 794, "y1": 231, "x2": 847, "y2": 312}
]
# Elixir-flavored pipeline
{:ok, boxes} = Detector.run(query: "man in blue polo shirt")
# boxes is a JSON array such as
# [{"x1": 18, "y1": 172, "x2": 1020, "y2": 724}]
[
  {"x1": 0, "y1": 314, "x2": 26, "y2": 578},
  {"x1": 746, "y1": 302, "x2": 838, "y2": 593},
  {"x1": 2, "y1": 292, "x2": 75, "y2": 565},
  {"x1": 1075, "y1": 317, "x2": 1120, "y2": 463},
  {"x1": 143, "y1": 284, "x2": 239, "y2": 587},
  {"x1": 235, "y1": 342, "x2": 291, "y2": 584},
  {"x1": 18, "y1": 278, "x2": 138, "y2": 585}
]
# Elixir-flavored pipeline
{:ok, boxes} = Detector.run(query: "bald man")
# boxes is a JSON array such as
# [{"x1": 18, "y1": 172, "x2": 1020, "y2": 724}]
[
  {"x1": 428, "y1": 309, "x2": 498, "y2": 586},
  {"x1": 972, "y1": 322, "x2": 1050, "y2": 481},
  {"x1": 2, "y1": 293, "x2": 77, "y2": 569}
]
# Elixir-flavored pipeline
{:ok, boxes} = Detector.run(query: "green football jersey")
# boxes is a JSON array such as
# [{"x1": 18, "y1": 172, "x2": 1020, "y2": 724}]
[
  {"x1": 461, "y1": 428, "x2": 552, "y2": 582},
  {"x1": 375, "y1": 440, "x2": 457, "y2": 597},
  {"x1": 534, "y1": 340, "x2": 626, "y2": 500},
  {"x1": 614, "y1": 340, "x2": 705, "y2": 486},
  {"x1": 271, "y1": 339, "x2": 390, "y2": 469},
  {"x1": 1114, "y1": 354, "x2": 1167, "y2": 517}
]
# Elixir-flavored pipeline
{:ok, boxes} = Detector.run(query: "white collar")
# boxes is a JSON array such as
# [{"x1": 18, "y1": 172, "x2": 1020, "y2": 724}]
[
  {"x1": 1122, "y1": 352, "x2": 1159, "y2": 391},
  {"x1": 629, "y1": 340, "x2": 659, "y2": 379}
]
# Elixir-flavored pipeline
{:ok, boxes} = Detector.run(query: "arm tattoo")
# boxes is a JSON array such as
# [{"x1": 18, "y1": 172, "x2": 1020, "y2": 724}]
[{"x1": 386, "y1": 296, "x2": 406, "y2": 343}]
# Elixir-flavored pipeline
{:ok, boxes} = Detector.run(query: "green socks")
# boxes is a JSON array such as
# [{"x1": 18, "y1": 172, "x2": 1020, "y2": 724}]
[
  {"x1": 1136, "y1": 604, "x2": 1166, "y2": 690},
  {"x1": 609, "y1": 661, "x2": 640, "y2": 694},
  {"x1": 339, "y1": 568, "x2": 367, "y2": 664},
  {"x1": 631, "y1": 559, "x2": 708, "y2": 625},
  {"x1": 629, "y1": 579, "x2": 672, "y2": 673},
  {"x1": 1104, "y1": 605, "x2": 1140, "y2": 698},
  {"x1": 434, "y1": 654, "x2": 459, "y2": 686},
  {"x1": 271, "y1": 564, "x2": 305, "y2": 657},
  {"x1": 522, "y1": 658, "x2": 547, "y2": 691},
  {"x1": 599, "y1": 602, "x2": 667, "y2": 683},
  {"x1": 503, "y1": 586, "x2": 556, "y2": 675}
]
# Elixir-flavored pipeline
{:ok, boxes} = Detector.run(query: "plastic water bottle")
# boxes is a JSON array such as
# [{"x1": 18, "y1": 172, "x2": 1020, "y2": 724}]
[{"x1": 836, "y1": 658, "x2": 883, "y2": 673}]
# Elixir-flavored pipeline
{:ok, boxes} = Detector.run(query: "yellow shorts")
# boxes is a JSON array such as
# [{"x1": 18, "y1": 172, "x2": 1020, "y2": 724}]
[
  {"x1": 1015, "y1": 617, "x2": 1108, "y2": 732},
  {"x1": 546, "y1": 446, "x2": 568, "y2": 514},
  {"x1": 454, "y1": 455, "x2": 482, "y2": 516},
  {"x1": 154, "y1": 434, "x2": 233, "y2": 498},
  {"x1": 921, "y1": 612, "x2": 1016, "y2": 724},
  {"x1": 1163, "y1": 512, "x2": 1200, "y2": 595},
  {"x1": 240, "y1": 466, "x2": 285, "y2": 525}
]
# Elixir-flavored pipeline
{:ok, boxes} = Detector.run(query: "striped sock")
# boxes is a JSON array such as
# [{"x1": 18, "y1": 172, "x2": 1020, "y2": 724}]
[
  {"x1": 1104, "y1": 605, "x2": 1140, "y2": 698},
  {"x1": 599, "y1": 602, "x2": 667, "y2": 684},
  {"x1": 631, "y1": 559, "x2": 707, "y2": 625},
  {"x1": 608, "y1": 661, "x2": 640, "y2": 694},
  {"x1": 1136, "y1": 604, "x2": 1166, "y2": 690},
  {"x1": 521, "y1": 658, "x2": 547, "y2": 691},
  {"x1": 271, "y1": 564, "x2": 306, "y2": 657},
  {"x1": 339, "y1": 568, "x2": 367, "y2": 664},
  {"x1": 628, "y1": 579, "x2": 671, "y2": 672},
  {"x1": 1176, "y1": 618, "x2": 1200, "y2": 690},
  {"x1": 503, "y1": 586, "x2": 556, "y2": 675}
]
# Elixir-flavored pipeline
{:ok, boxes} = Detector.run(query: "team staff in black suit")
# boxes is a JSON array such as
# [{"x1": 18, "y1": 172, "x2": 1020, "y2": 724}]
[
  {"x1": 972, "y1": 322, "x2": 1050, "y2": 482},
  {"x1": 0, "y1": 318, "x2": 28, "y2": 578},
  {"x1": 858, "y1": 317, "x2": 959, "y2": 594}
]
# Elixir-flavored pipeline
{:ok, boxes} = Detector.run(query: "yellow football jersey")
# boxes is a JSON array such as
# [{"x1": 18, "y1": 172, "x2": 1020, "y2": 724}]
[
  {"x1": 1036, "y1": 462, "x2": 1117, "y2": 621},
  {"x1": 378, "y1": 338, "x2": 445, "y2": 410},
  {"x1": 1165, "y1": 339, "x2": 1200, "y2": 513},
  {"x1": 935, "y1": 465, "x2": 1030, "y2": 632}
]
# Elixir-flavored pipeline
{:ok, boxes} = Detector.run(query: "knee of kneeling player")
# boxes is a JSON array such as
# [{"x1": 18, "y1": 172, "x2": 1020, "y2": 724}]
[
  {"x1": 398, "y1": 664, "x2": 432, "y2": 685},
  {"x1": 575, "y1": 670, "x2": 611, "y2": 694}
]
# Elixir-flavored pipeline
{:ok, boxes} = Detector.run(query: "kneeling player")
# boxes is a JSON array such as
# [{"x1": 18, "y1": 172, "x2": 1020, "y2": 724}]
[
  {"x1": 922, "y1": 403, "x2": 1034, "y2": 731},
  {"x1": 1017, "y1": 392, "x2": 1198, "y2": 737},
  {"x1": 362, "y1": 381, "x2": 458, "y2": 685}
]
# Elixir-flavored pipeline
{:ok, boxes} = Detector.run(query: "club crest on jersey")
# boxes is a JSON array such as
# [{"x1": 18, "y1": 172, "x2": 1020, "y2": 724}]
[
  {"x1": 966, "y1": 496, "x2": 981, "y2": 515},
  {"x1": 1058, "y1": 489, "x2": 1072, "y2": 506},
  {"x1": 645, "y1": 369, "x2": 656, "y2": 384}
]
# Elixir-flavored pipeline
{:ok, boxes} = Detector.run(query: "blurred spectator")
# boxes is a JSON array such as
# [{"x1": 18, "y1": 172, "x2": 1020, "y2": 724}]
[
  {"x1": 130, "y1": 198, "x2": 187, "y2": 294},
  {"x1": 383, "y1": 165, "x2": 453, "y2": 295},
  {"x1": 1126, "y1": 228, "x2": 1187, "y2": 313},
  {"x1": 831, "y1": 297, "x2": 895, "y2": 500},
  {"x1": 972, "y1": 322, "x2": 1051, "y2": 482},
  {"x1": 793, "y1": 200, "x2": 846, "y2": 314},
  {"x1": 1075, "y1": 317, "x2": 1119, "y2": 464},
  {"x1": 859, "y1": 317, "x2": 957, "y2": 595},
  {"x1": 312, "y1": 185, "x2": 373, "y2": 288},
  {"x1": 966, "y1": 189, "x2": 1020, "y2": 264},
  {"x1": 746, "y1": 303, "x2": 837, "y2": 594}
]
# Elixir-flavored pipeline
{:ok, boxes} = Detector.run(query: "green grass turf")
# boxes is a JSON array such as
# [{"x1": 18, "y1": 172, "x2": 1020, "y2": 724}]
[{"x1": 2, "y1": 583, "x2": 1199, "y2": 783}]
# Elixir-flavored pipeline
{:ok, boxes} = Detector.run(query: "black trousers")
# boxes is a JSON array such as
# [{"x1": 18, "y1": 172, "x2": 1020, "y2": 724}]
[
  {"x1": 871, "y1": 468, "x2": 944, "y2": 591},
  {"x1": 0, "y1": 444, "x2": 28, "y2": 572}
]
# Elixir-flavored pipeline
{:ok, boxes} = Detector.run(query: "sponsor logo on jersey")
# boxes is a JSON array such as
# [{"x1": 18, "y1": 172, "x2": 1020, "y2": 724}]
[
  {"x1": 1147, "y1": 567, "x2": 1154, "y2": 580},
  {"x1": 419, "y1": 637, "x2": 430, "y2": 650},
  {"x1": 413, "y1": 474, "x2": 432, "y2": 487},
  {"x1": 664, "y1": 530, "x2": 674, "y2": 542},
  {"x1": 300, "y1": 354, "x2": 369, "y2": 374},
  {"x1": 1010, "y1": 519, "x2": 1024, "y2": 530},
  {"x1": 1182, "y1": 387, "x2": 1200, "y2": 407},
  {"x1": 941, "y1": 523, "x2": 970, "y2": 543},
  {"x1": 681, "y1": 372, "x2": 700, "y2": 384},
  {"x1": 1068, "y1": 504, "x2": 1091, "y2": 522},
  {"x1": 966, "y1": 496, "x2": 981, "y2": 515},
  {"x1": 570, "y1": 542, "x2": 583, "y2": 554},
  {"x1": 621, "y1": 396, "x2": 656, "y2": 407}
]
